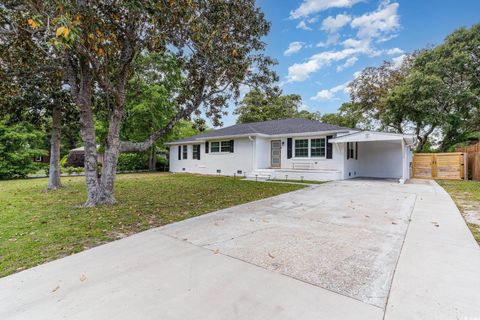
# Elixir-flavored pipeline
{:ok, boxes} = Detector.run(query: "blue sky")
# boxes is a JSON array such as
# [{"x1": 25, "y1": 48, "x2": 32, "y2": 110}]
[{"x1": 218, "y1": 0, "x2": 480, "y2": 127}]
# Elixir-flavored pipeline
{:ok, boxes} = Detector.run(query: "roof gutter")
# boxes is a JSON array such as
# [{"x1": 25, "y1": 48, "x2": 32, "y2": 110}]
[{"x1": 166, "y1": 129, "x2": 356, "y2": 145}]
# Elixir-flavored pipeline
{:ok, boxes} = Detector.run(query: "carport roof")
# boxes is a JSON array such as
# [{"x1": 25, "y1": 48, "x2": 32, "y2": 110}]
[{"x1": 330, "y1": 131, "x2": 416, "y2": 146}]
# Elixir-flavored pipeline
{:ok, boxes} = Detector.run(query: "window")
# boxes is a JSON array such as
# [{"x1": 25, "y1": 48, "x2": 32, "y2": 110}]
[
  {"x1": 220, "y1": 141, "x2": 231, "y2": 152},
  {"x1": 295, "y1": 139, "x2": 309, "y2": 157},
  {"x1": 210, "y1": 141, "x2": 220, "y2": 152},
  {"x1": 347, "y1": 142, "x2": 357, "y2": 160},
  {"x1": 311, "y1": 138, "x2": 326, "y2": 157},
  {"x1": 209, "y1": 140, "x2": 233, "y2": 153},
  {"x1": 182, "y1": 145, "x2": 187, "y2": 159},
  {"x1": 193, "y1": 145, "x2": 200, "y2": 160}
]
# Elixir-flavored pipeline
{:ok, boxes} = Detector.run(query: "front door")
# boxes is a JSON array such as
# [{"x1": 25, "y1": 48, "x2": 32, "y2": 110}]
[{"x1": 271, "y1": 140, "x2": 281, "y2": 168}]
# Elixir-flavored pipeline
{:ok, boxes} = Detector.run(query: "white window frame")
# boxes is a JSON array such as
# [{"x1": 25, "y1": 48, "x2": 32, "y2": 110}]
[
  {"x1": 182, "y1": 145, "x2": 188, "y2": 159},
  {"x1": 192, "y1": 144, "x2": 200, "y2": 160},
  {"x1": 209, "y1": 140, "x2": 231, "y2": 154},
  {"x1": 294, "y1": 139, "x2": 309, "y2": 158},
  {"x1": 293, "y1": 137, "x2": 327, "y2": 159}
]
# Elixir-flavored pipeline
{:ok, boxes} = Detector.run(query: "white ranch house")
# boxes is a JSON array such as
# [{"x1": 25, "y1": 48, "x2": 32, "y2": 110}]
[{"x1": 168, "y1": 118, "x2": 415, "y2": 183}]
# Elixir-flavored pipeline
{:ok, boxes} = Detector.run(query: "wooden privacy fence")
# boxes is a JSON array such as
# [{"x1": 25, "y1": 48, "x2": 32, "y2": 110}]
[
  {"x1": 455, "y1": 144, "x2": 480, "y2": 180},
  {"x1": 413, "y1": 153, "x2": 466, "y2": 180}
]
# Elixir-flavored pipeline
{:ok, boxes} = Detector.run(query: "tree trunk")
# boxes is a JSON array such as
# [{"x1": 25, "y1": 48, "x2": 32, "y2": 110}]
[
  {"x1": 73, "y1": 57, "x2": 99, "y2": 207},
  {"x1": 97, "y1": 108, "x2": 124, "y2": 205},
  {"x1": 47, "y1": 106, "x2": 62, "y2": 190},
  {"x1": 148, "y1": 146, "x2": 156, "y2": 171}
]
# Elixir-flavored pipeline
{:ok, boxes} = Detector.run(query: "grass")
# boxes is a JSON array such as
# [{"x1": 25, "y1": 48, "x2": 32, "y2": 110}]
[
  {"x1": 0, "y1": 173, "x2": 305, "y2": 278},
  {"x1": 437, "y1": 179, "x2": 480, "y2": 245}
]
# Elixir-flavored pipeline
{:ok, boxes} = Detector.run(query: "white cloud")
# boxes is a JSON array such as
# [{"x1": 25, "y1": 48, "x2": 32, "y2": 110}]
[
  {"x1": 284, "y1": 42, "x2": 305, "y2": 56},
  {"x1": 350, "y1": 1, "x2": 400, "y2": 40},
  {"x1": 316, "y1": 34, "x2": 340, "y2": 47},
  {"x1": 286, "y1": 1, "x2": 403, "y2": 83},
  {"x1": 391, "y1": 54, "x2": 406, "y2": 69},
  {"x1": 321, "y1": 14, "x2": 352, "y2": 33},
  {"x1": 336, "y1": 56, "x2": 358, "y2": 72},
  {"x1": 287, "y1": 45, "x2": 371, "y2": 82},
  {"x1": 296, "y1": 20, "x2": 312, "y2": 31},
  {"x1": 290, "y1": 0, "x2": 363, "y2": 19},
  {"x1": 311, "y1": 82, "x2": 349, "y2": 101},
  {"x1": 385, "y1": 47, "x2": 404, "y2": 55}
]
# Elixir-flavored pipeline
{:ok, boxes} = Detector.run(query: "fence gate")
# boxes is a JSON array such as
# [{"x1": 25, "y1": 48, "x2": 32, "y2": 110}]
[{"x1": 413, "y1": 153, "x2": 465, "y2": 180}]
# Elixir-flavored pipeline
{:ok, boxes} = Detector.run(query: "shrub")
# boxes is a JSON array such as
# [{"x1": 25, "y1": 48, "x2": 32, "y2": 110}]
[
  {"x1": 66, "y1": 151, "x2": 84, "y2": 167},
  {"x1": 0, "y1": 121, "x2": 46, "y2": 179},
  {"x1": 60, "y1": 155, "x2": 69, "y2": 167},
  {"x1": 61, "y1": 166, "x2": 84, "y2": 175},
  {"x1": 117, "y1": 152, "x2": 148, "y2": 171}
]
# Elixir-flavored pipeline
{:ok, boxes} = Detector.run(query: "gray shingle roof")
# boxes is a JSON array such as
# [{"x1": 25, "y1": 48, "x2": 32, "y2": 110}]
[{"x1": 170, "y1": 118, "x2": 348, "y2": 144}]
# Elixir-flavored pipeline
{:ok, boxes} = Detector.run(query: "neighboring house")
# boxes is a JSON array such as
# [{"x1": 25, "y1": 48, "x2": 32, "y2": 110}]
[
  {"x1": 167, "y1": 118, "x2": 415, "y2": 183},
  {"x1": 67, "y1": 146, "x2": 104, "y2": 167}
]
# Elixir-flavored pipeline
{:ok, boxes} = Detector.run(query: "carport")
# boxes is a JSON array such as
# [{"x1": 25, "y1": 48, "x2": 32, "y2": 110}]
[{"x1": 330, "y1": 131, "x2": 416, "y2": 183}]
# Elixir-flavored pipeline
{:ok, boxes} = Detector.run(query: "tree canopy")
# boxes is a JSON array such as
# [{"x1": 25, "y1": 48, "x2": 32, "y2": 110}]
[
  {"x1": 327, "y1": 24, "x2": 480, "y2": 152},
  {"x1": 1, "y1": 0, "x2": 276, "y2": 206},
  {"x1": 235, "y1": 89, "x2": 320, "y2": 123}
]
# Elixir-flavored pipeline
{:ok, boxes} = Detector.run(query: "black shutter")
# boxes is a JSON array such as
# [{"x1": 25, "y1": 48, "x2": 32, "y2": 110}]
[
  {"x1": 197, "y1": 145, "x2": 200, "y2": 160},
  {"x1": 326, "y1": 135, "x2": 333, "y2": 159},
  {"x1": 355, "y1": 142, "x2": 358, "y2": 160},
  {"x1": 178, "y1": 145, "x2": 181, "y2": 160},
  {"x1": 230, "y1": 140, "x2": 234, "y2": 153},
  {"x1": 205, "y1": 141, "x2": 209, "y2": 153},
  {"x1": 287, "y1": 138, "x2": 292, "y2": 159},
  {"x1": 346, "y1": 142, "x2": 350, "y2": 160}
]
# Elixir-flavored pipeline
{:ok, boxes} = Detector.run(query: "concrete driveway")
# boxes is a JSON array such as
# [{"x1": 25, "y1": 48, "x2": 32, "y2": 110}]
[{"x1": 1, "y1": 179, "x2": 479, "y2": 320}]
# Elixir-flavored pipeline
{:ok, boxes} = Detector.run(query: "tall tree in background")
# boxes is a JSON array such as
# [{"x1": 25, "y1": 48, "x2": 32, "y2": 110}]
[
  {"x1": 4, "y1": 0, "x2": 276, "y2": 206},
  {"x1": 416, "y1": 24, "x2": 480, "y2": 151},
  {"x1": 0, "y1": 10, "x2": 73, "y2": 188},
  {"x1": 346, "y1": 24, "x2": 480, "y2": 151},
  {"x1": 348, "y1": 53, "x2": 418, "y2": 133},
  {"x1": 320, "y1": 102, "x2": 370, "y2": 129},
  {"x1": 235, "y1": 88, "x2": 320, "y2": 123}
]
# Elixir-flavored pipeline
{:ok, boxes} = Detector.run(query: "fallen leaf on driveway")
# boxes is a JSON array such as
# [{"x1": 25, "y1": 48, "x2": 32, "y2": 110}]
[
  {"x1": 51, "y1": 285, "x2": 60, "y2": 293},
  {"x1": 391, "y1": 221, "x2": 397, "y2": 225},
  {"x1": 268, "y1": 252, "x2": 275, "y2": 259},
  {"x1": 80, "y1": 274, "x2": 87, "y2": 282},
  {"x1": 213, "y1": 249, "x2": 219, "y2": 254}
]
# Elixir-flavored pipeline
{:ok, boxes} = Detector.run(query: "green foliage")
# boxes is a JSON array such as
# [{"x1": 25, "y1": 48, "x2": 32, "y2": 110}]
[
  {"x1": 0, "y1": 121, "x2": 46, "y2": 179},
  {"x1": 348, "y1": 24, "x2": 480, "y2": 151},
  {"x1": 117, "y1": 153, "x2": 149, "y2": 171},
  {"x1": 61, "y1": 166, "x2": 84, "y2": 175},
  {"x1": 235, "y1": 89, "x2": 320, "y2": 123},
  {"x1": 60, "y1": 154, "x2": 69, "y2": 167},
  {"x1": 121, "y1": 53, "x2": 182, "y2": 143},
  {"x1": 320, "y1": 102, "x2": 370, "y2": 129}
]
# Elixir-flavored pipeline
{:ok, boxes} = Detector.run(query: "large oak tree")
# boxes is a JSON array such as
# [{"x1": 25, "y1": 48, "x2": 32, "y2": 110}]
[{"x1": 3, "y1": 0, "x2": 276, "y2": 206}]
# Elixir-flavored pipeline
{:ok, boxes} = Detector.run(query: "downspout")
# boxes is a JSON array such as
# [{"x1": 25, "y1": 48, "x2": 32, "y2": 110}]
[{"x1": 249, "y1": 136, "x2": 256, "y2": 171}]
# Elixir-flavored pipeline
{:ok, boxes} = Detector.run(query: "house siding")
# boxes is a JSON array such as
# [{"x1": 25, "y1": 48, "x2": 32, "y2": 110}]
[
  {"x1": 277, "y1": 136, "x2": 344, "y2": 171},
  {"x1": 169, "y1": 137, "x2": 255, "y2": 176}
]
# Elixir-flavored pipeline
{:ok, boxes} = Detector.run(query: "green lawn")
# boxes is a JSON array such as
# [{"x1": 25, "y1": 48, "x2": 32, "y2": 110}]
[
  {"x1": 437, "y1": 179, "x2": 480, "y2": 245},
  {"x1": 0, "y1": 173, "x2": 304, "y2": 278}
]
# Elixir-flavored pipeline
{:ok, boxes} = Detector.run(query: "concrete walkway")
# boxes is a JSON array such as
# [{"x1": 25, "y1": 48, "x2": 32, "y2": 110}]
[
  {"x1": 385, "y1": 180, "x2": 480, "y2": 319},
  {"x1": 0, "y1": 179, "x2": 479, "y2": 319}
]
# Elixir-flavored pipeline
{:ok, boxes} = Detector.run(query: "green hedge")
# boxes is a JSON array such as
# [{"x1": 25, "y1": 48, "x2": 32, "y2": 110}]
[{"x1": 117, "y1": 153, "x2": 149, "y2": 171}]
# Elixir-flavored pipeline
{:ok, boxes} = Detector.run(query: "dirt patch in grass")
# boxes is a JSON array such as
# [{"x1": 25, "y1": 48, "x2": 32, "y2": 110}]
[
  {"x1": 437, "y1": 179, "x2": 480, "y2": 245},
  {"x1": 0, "y1": 173, "x2": 305, "y2": 277}
]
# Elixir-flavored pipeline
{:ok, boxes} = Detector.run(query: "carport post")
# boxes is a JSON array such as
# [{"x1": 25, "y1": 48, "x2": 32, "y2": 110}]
[{"x1": 400, "y1": 139, "x2": 407, "y2": 184}]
